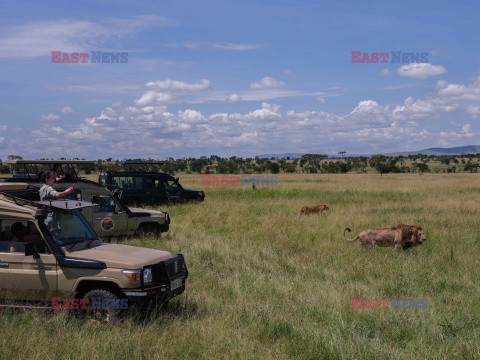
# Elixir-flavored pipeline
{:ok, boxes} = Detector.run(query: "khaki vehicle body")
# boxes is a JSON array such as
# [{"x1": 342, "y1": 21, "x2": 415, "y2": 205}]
[
  {"x1": 1, "y1": 160, "x2": 170, "y2": 237},
  {"x1": 0, "y1": 189, "x2": 187, "y2": 307},
  {"x1": 54, "y1": 180, "x2": 170, "y2": 237}
]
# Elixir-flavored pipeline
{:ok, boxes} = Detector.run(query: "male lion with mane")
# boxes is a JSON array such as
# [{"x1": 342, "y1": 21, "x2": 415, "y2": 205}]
[{"x1": 343, "y1": 224, "x2": 426, "y2": 249}]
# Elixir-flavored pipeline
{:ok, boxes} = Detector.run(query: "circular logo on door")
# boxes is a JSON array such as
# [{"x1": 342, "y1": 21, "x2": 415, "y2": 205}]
[{"x1": 101, "y1": 217, "x2": 115, "y2": 231}]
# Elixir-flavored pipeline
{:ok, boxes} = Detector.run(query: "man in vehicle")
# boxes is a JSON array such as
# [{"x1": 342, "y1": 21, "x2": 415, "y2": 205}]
[
  {"x1": 9, "y1": 222, "x2": 27, "y2": 252},
  {"x1": 39, "y1": 171, "x2": 74, "y2": 201}
]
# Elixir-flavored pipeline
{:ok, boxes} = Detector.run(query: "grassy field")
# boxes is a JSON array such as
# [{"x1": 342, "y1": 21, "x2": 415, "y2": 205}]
[{"x1": 1, "y1": 173, "x2": 480, "y2": 359}]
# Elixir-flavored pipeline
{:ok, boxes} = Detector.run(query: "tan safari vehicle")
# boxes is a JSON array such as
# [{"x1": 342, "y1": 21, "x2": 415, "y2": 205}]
[
  {"x1": 2, "y1": 160, "x2": 170, "y2": 238},
  {"x1": 0, "y1": 185, "x2": 188, "y2": 320}
]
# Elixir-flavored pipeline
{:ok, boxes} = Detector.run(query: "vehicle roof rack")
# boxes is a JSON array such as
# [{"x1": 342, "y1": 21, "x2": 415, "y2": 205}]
[
  {"x1": 0, "y1": 191, "x2": 95, "y2": 210},
  {"x1": 4, "y1": 160, "x2": 95, "y2": 165}
]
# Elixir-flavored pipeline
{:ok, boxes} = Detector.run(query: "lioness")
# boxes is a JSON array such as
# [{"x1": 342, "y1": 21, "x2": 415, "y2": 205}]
[
  {"x1": 297, "y1": 205, "x2": 329, "y2": 217},
  {"x1": 343, "y1": 224, "x2": 426, "y2": 249}
]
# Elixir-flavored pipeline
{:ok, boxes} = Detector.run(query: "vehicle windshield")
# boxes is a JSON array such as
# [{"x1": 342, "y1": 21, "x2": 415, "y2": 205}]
[{"x1": 42, "y1": 209, "x2": 98, "y2": 246}]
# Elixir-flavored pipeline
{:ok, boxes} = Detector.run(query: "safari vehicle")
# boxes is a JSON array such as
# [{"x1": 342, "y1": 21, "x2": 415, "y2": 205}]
[
  {"x1": 0, "y1": 188, "x2": 188, "y2": 320},
  {"x1": 98, "y1": 162, "x2": 205, "y2": 205},
  {"x1": 1, "y1": 160, "x2": 170, "y2": 237}
]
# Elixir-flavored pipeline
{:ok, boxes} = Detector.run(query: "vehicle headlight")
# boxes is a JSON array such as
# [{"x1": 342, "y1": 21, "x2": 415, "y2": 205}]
[
  {"x1": 143, "y1": 268, "x2": 153, "y2": 283},
  {"x1": 123, "y1": 269, "x2": 153, "y2": 284}
]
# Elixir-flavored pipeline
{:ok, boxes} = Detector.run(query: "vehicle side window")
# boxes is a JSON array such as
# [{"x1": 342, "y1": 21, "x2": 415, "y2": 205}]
[
  {"x1": 0, "y1": 219, "x2": 50, "y2": 254},
  {"x1": 65, "y1": 189, "x2": 82, "y2": 201},
  {"x1": 93, "y1": 196, "x2": 119, "y2": 213},
  {"x1": 165, "y1": 180, "x2": 180, "y2": 194}
]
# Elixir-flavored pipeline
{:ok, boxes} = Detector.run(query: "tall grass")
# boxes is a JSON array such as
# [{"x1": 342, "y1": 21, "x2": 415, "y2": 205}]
[{"x1": 1, "y1": 173, "x2": 479, "y2": 359}]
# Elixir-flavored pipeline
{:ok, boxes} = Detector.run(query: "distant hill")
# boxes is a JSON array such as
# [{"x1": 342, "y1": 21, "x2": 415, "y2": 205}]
[
  {"x1": 256, "y1": 153, "x2": 305, "y2": 159},
  {"x1": 387, "y1": 145, "x2": 480, "y2": 157},
  {"x1": 256, "y1": 145, "x2": 480, "y2": 159}
]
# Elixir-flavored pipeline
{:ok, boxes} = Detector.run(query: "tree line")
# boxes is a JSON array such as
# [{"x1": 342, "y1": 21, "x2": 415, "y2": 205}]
[{"x1": 1, "y1": 153, "x2": 480, "y2": 176}]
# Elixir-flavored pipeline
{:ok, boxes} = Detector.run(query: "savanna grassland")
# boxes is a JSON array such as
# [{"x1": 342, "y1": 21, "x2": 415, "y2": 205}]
[{"x1": 1, "y1": 173, "x2": 480, "y2": 359}]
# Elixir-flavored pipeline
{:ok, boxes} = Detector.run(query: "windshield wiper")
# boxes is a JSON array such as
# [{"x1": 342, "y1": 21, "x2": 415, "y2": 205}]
[
  {"x1": 87, "y1": 237, "x2": 100, "y2": 248},
  {"x1": 69, "y1": 241, "x2": 81, "y2": 251}
]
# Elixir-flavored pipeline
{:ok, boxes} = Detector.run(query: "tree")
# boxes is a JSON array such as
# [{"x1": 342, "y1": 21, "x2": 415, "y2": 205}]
[
  {"x1": 266, "y1": 162, "x2": 280, "y2": 174},
  {"x1": 413, "y1": 162, "x2": 430, "y2": 173},
  {"x1": 369, "y1": 155, "x2": 397, "y2": 175},
  {"x1": 464, "y1": 160, "x2": 478, "y2": 173}
]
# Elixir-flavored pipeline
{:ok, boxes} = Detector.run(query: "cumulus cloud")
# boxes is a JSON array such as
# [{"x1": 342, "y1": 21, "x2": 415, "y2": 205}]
[
  {"x1": 380, "y1": 69, "x2": 392, "y2": 76},
  {"x1": 10, "y1": 72, "x2": 480, "y2": 158},
  {"x1": 61, "y1": 106, "x2": 74, "y2": 114},
  {"x1": 397, "y1": 63, "x2": 447, "y2": 79},
  {"x1": 134, "y1": 91, "x2": 177, "y2": 106},
  {"x1": 39, "y1": 114, "x2": 61, "y2": 122},
  {"x1": 250, "y1": 77, "x2": 286, "y2": 89},
  {"x1": 226, "y1": 94, "x2": 241, "y2": 103},
  {"x1": 145, "y1": 78, "x2": 210, "y2": 91}
]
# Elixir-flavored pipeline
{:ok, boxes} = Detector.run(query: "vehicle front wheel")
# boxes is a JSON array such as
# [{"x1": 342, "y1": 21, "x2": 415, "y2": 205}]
[
  {"x1": 79, "y1": 289, "x2": 126, "y2": 324},
  {"x1": 136, "y1": 224, "x2": 160, "y2": 238}
]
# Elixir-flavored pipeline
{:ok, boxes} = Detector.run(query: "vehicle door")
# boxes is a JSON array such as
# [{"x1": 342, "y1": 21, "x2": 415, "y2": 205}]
[
  {"x1": 164, "y1": 180, "x2": 183, "y2": 202},
  {"x1": 89, "y1": 194, "x2": 128, "y2": 236},
  {"x1": 0, "y1": 219, "x2": 57, "y2": 301}
]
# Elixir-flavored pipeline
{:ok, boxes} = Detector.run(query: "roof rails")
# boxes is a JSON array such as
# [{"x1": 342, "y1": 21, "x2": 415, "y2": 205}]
[
  {"x1": 0, "y1": 191, "x2": 95, "y2": 210},
  {"x1": 4, "y1": 160, "x2": 95, "y2": 165},
  {"x1": 0, "y1": 191, "x2": 48, "y2": 209}
]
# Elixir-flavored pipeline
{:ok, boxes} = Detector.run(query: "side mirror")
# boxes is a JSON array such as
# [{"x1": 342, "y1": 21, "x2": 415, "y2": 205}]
[{"x1": 25, "y1": 242, "x2": 40, "y2": 259}]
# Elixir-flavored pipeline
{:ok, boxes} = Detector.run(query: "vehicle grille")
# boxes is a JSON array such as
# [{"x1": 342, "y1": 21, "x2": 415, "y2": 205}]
[{"x1": 149, "y1": 255, "x2": 188, "y2": 285}]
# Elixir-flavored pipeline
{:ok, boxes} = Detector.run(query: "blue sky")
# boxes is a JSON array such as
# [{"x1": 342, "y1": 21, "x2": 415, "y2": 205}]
[{"x1": 0, "y1": 0, "x2": 479, "y2": 159}]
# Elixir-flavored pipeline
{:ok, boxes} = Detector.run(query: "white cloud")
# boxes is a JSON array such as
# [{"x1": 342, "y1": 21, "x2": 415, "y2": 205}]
[
  {"x1": 39, "y1": 114, "x2": 61, "y2": 122},
  {"x1": 380, "y1": 69, "x2": 392, "y2": 76},
  {"x1": 0, "y1": 15, "x2": 172, "y2": 58},
  {"x1": 250, "y1": 77, "x2": 286, "y2": 89},
  {"x1": 145, "y1": 78, "x2": 210, "y2": 91},
  {"x1": 316, "y1": 97, "x2": 326, "y2": 103},
  {"x1": 134, "y1": 91, "x2": 177, "y2": 106},
  {"x1": 8, "y1": 72, "x2": 480, "y2": 159},
  {"x1": 226, "y1": 94, "x2": 241, "y2": 103},
  {"x1": 397, "y1": 63, "x2": 447, "y2": 79},
  {"x1": 61, "y1": 106, "x2": 74, "y2": 114},
  {"x1": 283, "y1": 69, "x2": 293, "y2": 75}
]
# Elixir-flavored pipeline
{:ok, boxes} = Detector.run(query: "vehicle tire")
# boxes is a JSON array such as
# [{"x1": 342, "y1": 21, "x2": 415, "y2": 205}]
[
  {"x1": 79, "y1": 289, "x2": 126, "y2": 324},
  {"x1": 136, "y1": 223, "x2": 159, "y2": 237}
]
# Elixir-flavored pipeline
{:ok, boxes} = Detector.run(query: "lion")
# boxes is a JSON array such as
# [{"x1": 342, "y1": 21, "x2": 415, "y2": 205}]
[
  {"x1": 297, "y1": 205, "x2": 329, "y2": 217},
  {"x1": 343, "y1": 224, "x2": 426, "y2": 249}
]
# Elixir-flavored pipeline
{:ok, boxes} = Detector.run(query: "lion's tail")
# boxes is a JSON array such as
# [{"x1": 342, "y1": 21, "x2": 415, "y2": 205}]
[{"x1": 344, "y1": 228, "x2": 359, "y2": 242}]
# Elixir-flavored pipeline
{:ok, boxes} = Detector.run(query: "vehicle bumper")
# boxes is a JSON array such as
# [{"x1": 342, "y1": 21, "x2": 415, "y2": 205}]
[
  {"x1": 122, "y1": 281, "x2": 186, "y2": 301},
  {"x1": 122, "y1": 253, "x2": 188, "y2": 301}
]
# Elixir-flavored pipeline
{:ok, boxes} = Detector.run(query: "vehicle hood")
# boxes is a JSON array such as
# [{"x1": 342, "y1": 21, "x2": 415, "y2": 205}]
[
  {"x1": 183, "y1": 189, "x2": 203, "y2": 195},
  {"x1": 65, "y1": 243, "x2": 173, "y2": 268},
  {"x1": 129, "y1": 207, "x2": 165, "y2": 216}
]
